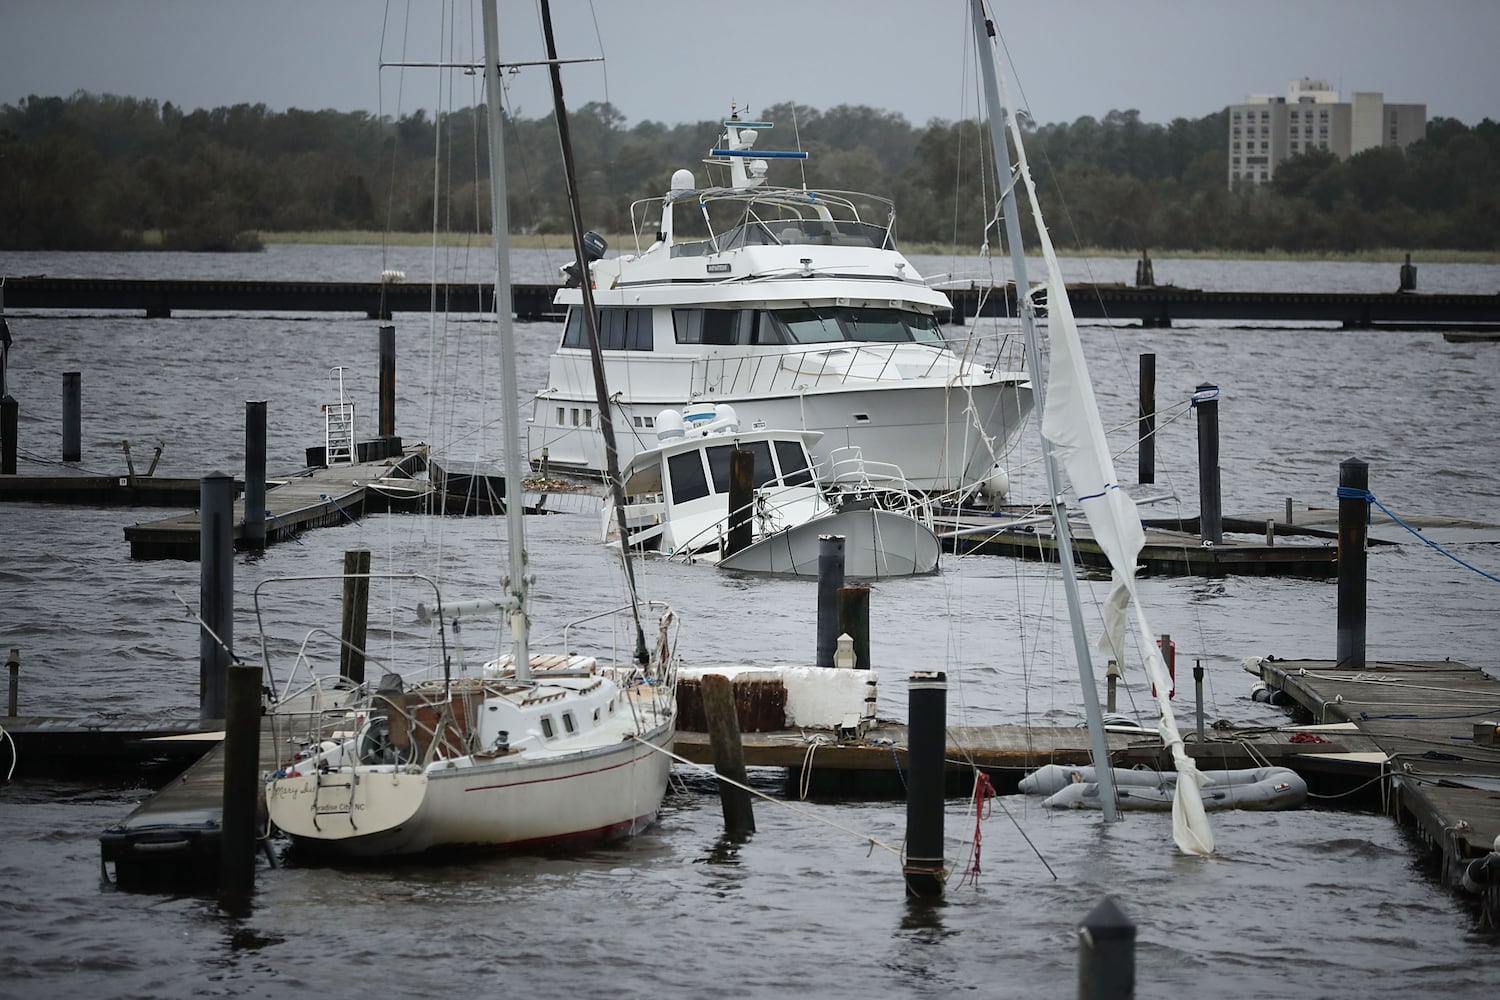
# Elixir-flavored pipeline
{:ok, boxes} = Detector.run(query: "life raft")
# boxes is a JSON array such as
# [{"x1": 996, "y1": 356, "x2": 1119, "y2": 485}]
[{"x1": 1019, "y1": 764, "x2": 1308, "y2": 811}]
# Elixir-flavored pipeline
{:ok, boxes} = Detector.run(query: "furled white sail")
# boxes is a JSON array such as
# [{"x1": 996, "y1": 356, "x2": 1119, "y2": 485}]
[{"x1": 998, "y1": 67, "x2": 1215, "y2": 856}]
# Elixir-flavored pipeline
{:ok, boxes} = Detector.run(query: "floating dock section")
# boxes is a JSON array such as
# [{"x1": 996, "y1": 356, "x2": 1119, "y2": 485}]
[{"x1": 1249, "y1": 657, "x2": 1500, "y2": 922}]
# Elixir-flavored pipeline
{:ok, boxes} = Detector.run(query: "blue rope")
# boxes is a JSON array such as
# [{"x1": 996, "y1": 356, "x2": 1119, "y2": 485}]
[
  {"x1": 265, "y1": 509, "x2": 305, "y2": 545},
  {"x1": 320, "y1": 493, "x2": 360, "y2": 526},
  {"x1": 1337, "y1": 486, "x2": 1500, "y2": 584},
  {"x1": 1360, "y1": 708, "x2": 1500, "y2": 721}
]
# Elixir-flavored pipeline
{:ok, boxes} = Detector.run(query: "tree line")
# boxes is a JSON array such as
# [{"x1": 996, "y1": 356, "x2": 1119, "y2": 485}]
[{"x1": 2, "y1": 91, "x2": 1498, "y2": 253}]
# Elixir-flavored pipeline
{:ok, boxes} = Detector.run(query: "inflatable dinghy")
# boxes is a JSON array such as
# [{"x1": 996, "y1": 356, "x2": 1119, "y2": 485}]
[{"x1": 1019, "y1": 764, "x2": 1307, "y2": 811}]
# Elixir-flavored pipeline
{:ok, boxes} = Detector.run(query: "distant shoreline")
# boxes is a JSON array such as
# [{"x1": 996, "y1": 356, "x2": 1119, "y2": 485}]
[{"x1": 252, "y1": 230, "x2": 1500, "y2": 265}]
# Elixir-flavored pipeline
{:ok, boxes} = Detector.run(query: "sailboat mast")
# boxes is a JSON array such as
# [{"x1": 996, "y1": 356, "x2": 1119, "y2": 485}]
[
  {"x1": 537, "y1": 0, "x2": 649, "y2": 664},
  {"x1": 968, "y1": 0, "x2": 1119, "y2": 821},
  {"x1": 480, "y1": 0, "x2": 531, "y2": 681}
]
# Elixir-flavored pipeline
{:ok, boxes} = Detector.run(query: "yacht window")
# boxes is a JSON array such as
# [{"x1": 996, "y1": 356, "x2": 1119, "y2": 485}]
[
  {"x1": 744, "y1": 440, "x2": 777, "y2": 488},
  {"x1": 562, "y1": 712, "x2": 576, "y2": 734},
  {"x1": 705, "y1": 444, "x2": 735, "y2": 493},
  {"x1": 673, "y1": 308, "x2": 759, "y2": 346},
  {"x1": 904, "y1": 312, "x2": 945, "y2": 345},
  {"x1": 667, "y1": 450, "x2": 711, "y2": 503},
  {"x1": 541, "y1": 716, "x2": 554, "y2": 739},
  {"x1": 774, "y1": 440, "x2": 815, "y2": 486},
  {"x1": 562, "y1": 307, "x2": 653, "y2": 351},
  {"x1": 774, "y1": 307, "x2": 845, "y2": 344},
  {"x1": 842, "y1": 307, "x2": 911, "y2": 343}
]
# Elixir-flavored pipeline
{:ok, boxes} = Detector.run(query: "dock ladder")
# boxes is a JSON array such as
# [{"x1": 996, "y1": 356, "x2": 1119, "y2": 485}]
[{"x1": 323, "y1": 367, "x2": 356, "y2": 466}]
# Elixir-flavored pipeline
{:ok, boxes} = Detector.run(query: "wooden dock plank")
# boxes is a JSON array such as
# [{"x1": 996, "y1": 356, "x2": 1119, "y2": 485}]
[{"x1": 1251, "y1": 658, "x2": 1500, "y2": 868}]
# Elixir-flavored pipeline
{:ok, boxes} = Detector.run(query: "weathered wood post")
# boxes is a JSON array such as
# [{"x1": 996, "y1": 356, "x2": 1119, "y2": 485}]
[
  {"x1": 378, "y1": 323, "x2": 396, "y2": 438},
  {"x1": 1399, "y1": 252, "x2": 1417, "y2": 292},
  {"x1": 244, "y1": 401, "x2": 267, "y2": 550},
  {"x1": 219, "y1": 660, "x2": 262, "y2": 901},
  {"x1": 6, "y1": 648, "x2": 18, "y2": 716},
  {"x1": 1137, "y1": 354, "x2": 1155, "y2": 486},
  {"x1": 1, "y1": 393, "x2": 16, "y2": 475},
  {"x1": 838, "y1": 584, "x2": 871, "y2": 670},
  {"x1": 701, "y1": 673, "x2": 754, "y2": 836},
  {"x1": 816, "y1": 535, "x2": 846, "y2": 667},
  {"x1": 1078, "y1": 895, "x2": 1136, "y2": 999},
  {"x1": 904, "y1": 670, "x2": 946, "y2": 899},
  {"x1": 61, "y1": 371, "x2": 81, "y2": 462},
  {"x1": 200, "y1": 472, "x2": 235, "y2": 721},
  {"x1": 725, "y1": 448, "x2": 754, "y2": 557},
  {"x1": 1193, "y1": 383, "x2": 1221, "y2": 544},
  {"x1": 1336, "y1": 458, "x2": 1370, "y2": 669},
  {"x1": 340, "y1": 549, "x2": 372, "y2": 684}
]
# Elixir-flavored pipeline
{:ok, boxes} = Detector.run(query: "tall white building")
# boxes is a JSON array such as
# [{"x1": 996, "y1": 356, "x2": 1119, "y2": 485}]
[{"x1": 1227, "y1": 78, "x2": 1426, "y2": 187}]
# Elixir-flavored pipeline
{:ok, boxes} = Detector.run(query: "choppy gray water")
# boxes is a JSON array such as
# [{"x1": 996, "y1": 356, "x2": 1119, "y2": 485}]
[{"x1": 2, "y1": 246, "x2": 1499, "y2": 998}]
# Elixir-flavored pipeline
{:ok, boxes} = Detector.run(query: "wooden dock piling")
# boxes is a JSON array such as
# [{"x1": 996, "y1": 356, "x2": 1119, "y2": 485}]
[
  {"x1": 701, "y1": 673, "x2": 755, "y2": 836},
  {"x1": 219, "y1": 662, "x2": 262, "y2": 900},
  {"x1": 1194, "y1": 383, "x2": 1222, "y2": 544},
  {"x1": 244, "y1": 401, "x2": 267, "y2": 549},
  {"x1": 726, "y1": 449, "x2": 754, "y2": 557},
  {"x1": 1138, "y1": 353, "x2": 1155, "y2": 486},
  {"x1": 199, "y1": 472, "x2": 234, "y2": 721},
  {"x1": 838, "y1": 585, "x2": 871, "y2": 671},
  {"x1": 340, "y1": 550, "x2": 372, "y2": 684},
  {"x1": 1078, "y1": 895, "x2": 1136, "y2": 1000},
  {"x1": 61, "y1": 371, "x2": 80, "y2": 462},
  {"x1": 1, "y1": 393, "x2": 16, "y2": 475},
  {"x1": 1337, "y1": 458, "x2": 1370, "y2": 667},
  {"x1": 816, "y1": 535, "x2": 846, "y2": 667},
  {"x1": 378, "y1": 324, "x2": 396, "y2": 437}
]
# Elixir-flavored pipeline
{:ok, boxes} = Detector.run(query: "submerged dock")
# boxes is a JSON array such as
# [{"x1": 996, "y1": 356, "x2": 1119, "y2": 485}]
[{"x1": 1248, "y1": 657, "x2": 1500, "y2": 921}]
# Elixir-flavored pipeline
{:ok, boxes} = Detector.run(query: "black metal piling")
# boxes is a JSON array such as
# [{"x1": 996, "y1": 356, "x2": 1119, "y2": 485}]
[
  {"x1": 838, "y1": 585, "x2": 871, "y2": 670},
  {"x1": 701, "y1": 673, "x2": 755, "y2": 836},
  {"x1": 244, "y1": 401, "x2": 267, "y2": 550},
  {"x1": 199, "y1": 472, "x2": 235, "y2": 721},
  {"x1": 61, "y1": 371, "x2": 80, "y2": 462},
  {"x1": 726, "y1": 448, "x2": 754, "y2": 557},
  {"x1": 1078, "y1": 895, "x2": 1136, "y2": 999},
  {"x1": 816, "y1": 535, "x2": 846, "y2": 667},
  {"x1": 340, "y1": 549, "x2": 372, "y2": 684},
  {"x1": 1, "y1": 393, "x2": 16, "y2": 475},
  {"x1": 378, "y1": 324, "x2": 396, "y2": 438},
  {"x1": 1194, "y1": 383, "x2": 1221, "y2": 544},
  {"x1": 219, "y1": 661, "x2": 262, "y2": 902},
  {"x1": 904, "y1": 670, "x2": 946, "y2": 899},
  {"x1": 6, "y1": 648, "x2": 18, "y2": 716},
  {"x1": 1337, "y1": 458, "x2": 1370, "y2": 668},
  {"x1": 1138, "y1": 354, "x2": 1155, "y2": 486},
  {"x1": 1399, "y1": 253, "x2": 1417, "y2": 292}
]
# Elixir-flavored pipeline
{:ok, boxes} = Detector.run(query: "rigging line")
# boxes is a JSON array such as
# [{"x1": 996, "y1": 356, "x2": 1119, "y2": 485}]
[
  {"x1": 1339, "y1": 486, "x2": 1500, "y2": 584},
  {"x1": 790, "y1": 103, "x2": 809, "y2": 191},
  {"x1": 636, "y1": 738, "x2": 904, "y2": 857},
  {"x1": 586, "y1": 0, "x2": 610, "y2": 110}
]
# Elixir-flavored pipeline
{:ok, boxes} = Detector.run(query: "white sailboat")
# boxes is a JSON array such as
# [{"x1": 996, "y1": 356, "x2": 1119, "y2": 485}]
[
  {"x1": 968, "y1": 0, "x2": 1213, "y2": 855},
  {"x1": 262, "y1": 0, "x2": 677, "y2": 859}
]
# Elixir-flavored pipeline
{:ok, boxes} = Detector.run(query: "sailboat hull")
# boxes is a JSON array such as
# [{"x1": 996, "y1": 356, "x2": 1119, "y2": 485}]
[{"x1": 268, "y1": 721, "x2": 674, "y2": 859}]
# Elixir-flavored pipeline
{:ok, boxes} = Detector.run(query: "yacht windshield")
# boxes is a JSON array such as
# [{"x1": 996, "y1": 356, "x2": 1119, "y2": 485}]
[{"x1": 768, "y1": 306, "x2": 944, "y2": 346}]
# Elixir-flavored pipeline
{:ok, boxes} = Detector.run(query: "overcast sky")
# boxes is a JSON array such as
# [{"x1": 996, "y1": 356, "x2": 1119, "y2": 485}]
[{"x1": 3, "y1": 0, "x2": 1496, "y2": 128}]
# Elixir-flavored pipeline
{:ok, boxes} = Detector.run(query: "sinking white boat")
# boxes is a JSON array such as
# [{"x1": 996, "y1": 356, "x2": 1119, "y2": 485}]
[
  {"x1": 606, "y1": 403, "x2": 941, "y2": 577},
  {"x1": 527, "y1": 111, "x2": 1031, "y2": 496},
  {"x1": 1019, "y1": 764, "x2": 1308, "y2": 812},
  {"x1": 263, "y1": 0, "x2": 677, "y2": 860}
]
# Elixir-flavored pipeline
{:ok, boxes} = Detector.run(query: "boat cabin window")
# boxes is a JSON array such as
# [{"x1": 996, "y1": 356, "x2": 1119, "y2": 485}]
[
  {"x1": 540, "y1": 716, "x2": 555, "y2": 739},
  {"x1": 774, "y1": 440, "x2": 815, "y2": 486},
  {"x1": 673, "y1": 308, "x2": 774, "y2": 345},
  {"x1": 767, "y1": 306, "x2": 943, "y2": 346},
  {"x1": 704, "y1": 440, "x2": 779, "y2": 493},
  {"x1": 562, "y1": 712, "x2": 576, "y2": 734},
  {"x1": 561, "y1": 307, "x2": 654, "y2": 351},
  {"x1": 667, "y1": 450, "x2": 711, "y2": 503}
]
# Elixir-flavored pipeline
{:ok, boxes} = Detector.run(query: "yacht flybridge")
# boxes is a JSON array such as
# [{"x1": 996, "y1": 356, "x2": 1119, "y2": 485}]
[{"x1": 529, "y1": 111, "x2": 1032, "y2": 496}]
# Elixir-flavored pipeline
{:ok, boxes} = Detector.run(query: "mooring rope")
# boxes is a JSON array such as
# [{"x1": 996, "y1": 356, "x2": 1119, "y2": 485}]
[
  {"x1": 1337, "y1": 486, "x2": 1500, "y2": 583},
  {"x1": 634, "y1": 737, "x2": 905, "y2": 857},
  {"x1": 319, "y1": 493, "x2": 360, "y2": 526}
]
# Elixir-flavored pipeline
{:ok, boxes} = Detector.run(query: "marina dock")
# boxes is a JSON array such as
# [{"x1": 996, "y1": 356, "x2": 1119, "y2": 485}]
[
  {"x1": 121, "y1": 448, "x2": 423, "y2": 560},
  {"x1": 1248, "y1": 657, "x2": 1500, "y2": 919},
  {"x1": 5, "y1": 275, "x2": 1498, "y2": 330}
]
